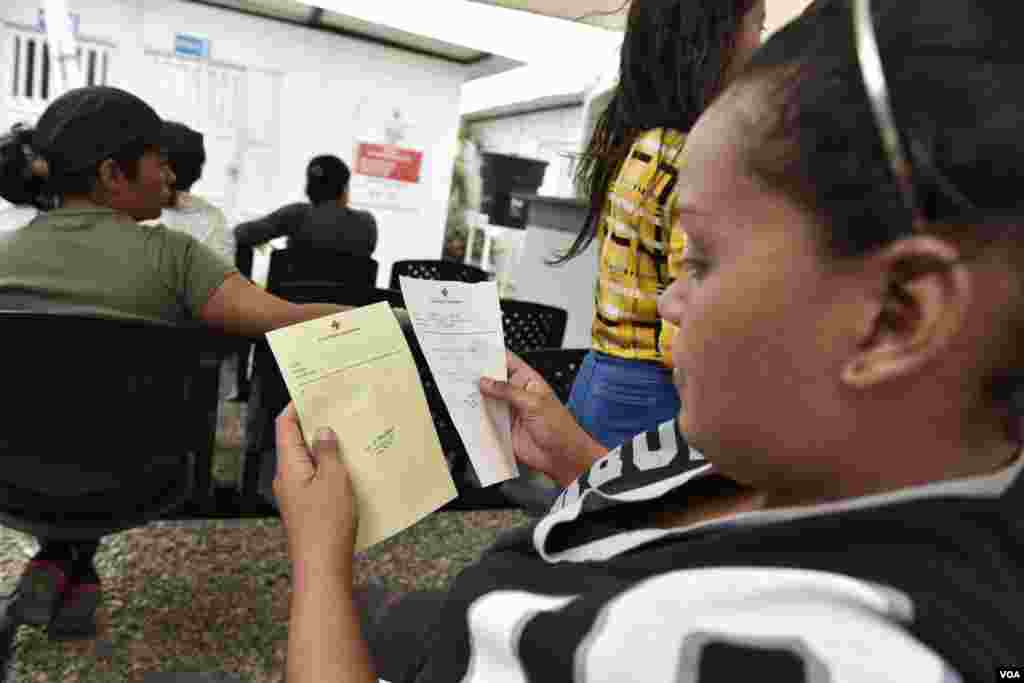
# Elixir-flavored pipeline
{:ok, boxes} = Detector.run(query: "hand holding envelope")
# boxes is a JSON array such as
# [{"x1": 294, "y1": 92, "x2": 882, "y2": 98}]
[{"x1": 267, "y1": 303, "x2": 457, "y2": 551}]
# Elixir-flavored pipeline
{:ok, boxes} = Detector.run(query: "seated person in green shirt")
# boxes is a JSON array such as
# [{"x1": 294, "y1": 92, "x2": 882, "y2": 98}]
[{"x1": 0, "y1": 86, "x2": 353, "y2": 635}]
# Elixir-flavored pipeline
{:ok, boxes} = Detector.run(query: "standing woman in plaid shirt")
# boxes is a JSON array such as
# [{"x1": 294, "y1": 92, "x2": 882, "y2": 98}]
[{"x1": 560, "y1": 0, "x2": 766, "y2": 449}]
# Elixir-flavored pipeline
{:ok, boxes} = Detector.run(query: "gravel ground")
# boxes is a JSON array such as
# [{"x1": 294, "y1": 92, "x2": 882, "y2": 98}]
[{"x1": 0, "y1": 380, "x2": 529, "y2": 682}]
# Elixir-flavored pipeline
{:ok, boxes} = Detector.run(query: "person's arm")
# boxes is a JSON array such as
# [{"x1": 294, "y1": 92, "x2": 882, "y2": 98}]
[
  {"x1": 199, "y1": 273, "x2": 350, "y2": 337},
  {"x1": 287, "y1": 560, "x2": 376, "y2": 683},
  {"x1": 274, "y1": 407, "x2": 377, "y2": 683},
  {"x1": 233, "y1": 203, "x2": 306, "y2": 248}
]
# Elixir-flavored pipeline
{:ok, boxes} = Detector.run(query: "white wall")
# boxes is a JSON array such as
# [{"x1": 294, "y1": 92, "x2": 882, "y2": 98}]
[
  {"x1": 0, "y1": 0, "x2": 467, "y2": 287},
  {"x1": 469, "y1": 105, "x2": 582, "y2": 198}
]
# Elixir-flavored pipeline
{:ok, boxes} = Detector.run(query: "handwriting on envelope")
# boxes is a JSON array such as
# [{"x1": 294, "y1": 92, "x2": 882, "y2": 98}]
[
  {"x1": 266, "y1": 302, "x2": 457, "y2": 551},
  {"x1": 399, "y1": 278, "x2": 517, "y2": 487}
]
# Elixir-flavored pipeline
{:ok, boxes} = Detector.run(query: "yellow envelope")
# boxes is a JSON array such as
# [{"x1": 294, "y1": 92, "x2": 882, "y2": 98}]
[{"x1": 266, "y1": 302, "x2": 457, "y2": 551}]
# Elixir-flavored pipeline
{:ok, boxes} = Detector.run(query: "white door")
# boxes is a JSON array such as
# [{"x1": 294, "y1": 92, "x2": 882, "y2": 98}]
[
  {"x1": 143, "y1": 52, "x2": 245, "y2": 219},
  {"x1": 141, "y1": 52, "x2": 282, "y2": 228}
]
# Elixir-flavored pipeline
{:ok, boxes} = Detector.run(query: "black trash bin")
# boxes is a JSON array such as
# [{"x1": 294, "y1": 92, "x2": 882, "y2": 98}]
[{"x1": 480, "y1": 153, "x2": 548, "y2": 228}]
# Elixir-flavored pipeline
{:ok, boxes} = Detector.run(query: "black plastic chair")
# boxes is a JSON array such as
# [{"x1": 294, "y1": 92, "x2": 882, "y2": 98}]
[
  {"x1": 0, "y1": 311, "x2": 225, "y2": 651},
  {"x1": 267, "y1": 248, "x2": 379, "y2": 294},
  {"x1": 271, "y1": 282, "x2": 405, "y2": 310},
  {"x1": 388, "y1": 259, "x2": 489, "y2": 290},
  {"x1": 0, "y1": 311, "x2": 233, "y2": 541},
  {"x1": 515, "y1": 348, "x2": 589, "y2": 403},
  {"x1": 229, "y1": 250, "x2": 380, "y2": 402},
  {"x1": 499, "y1": 298, "x2": 568, "y2": 353}
]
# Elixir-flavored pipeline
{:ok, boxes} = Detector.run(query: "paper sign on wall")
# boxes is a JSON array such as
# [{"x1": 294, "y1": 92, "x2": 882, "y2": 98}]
[
  {"x1": 350, "y1": 142, "x2": 425, "y2": 211},
  {"x1": 355, "y1": 143, "x2": 423, "y2": 183}
]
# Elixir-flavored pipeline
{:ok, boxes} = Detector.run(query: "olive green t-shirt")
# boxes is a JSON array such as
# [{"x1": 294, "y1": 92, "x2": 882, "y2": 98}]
[{"x1": 0, "y1": 207, "x2": 237, "y2": 323}]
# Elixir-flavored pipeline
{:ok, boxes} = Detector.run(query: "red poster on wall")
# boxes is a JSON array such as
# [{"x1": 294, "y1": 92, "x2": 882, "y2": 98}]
[{"x1": 355, "y1": 143, "x2": 423, "y2": 184}]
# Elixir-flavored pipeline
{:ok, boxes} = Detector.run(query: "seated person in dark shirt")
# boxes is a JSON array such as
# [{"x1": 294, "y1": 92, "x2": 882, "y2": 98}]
[{"x1": 233, "y1": 154, "x2": 378, "y2": 262}]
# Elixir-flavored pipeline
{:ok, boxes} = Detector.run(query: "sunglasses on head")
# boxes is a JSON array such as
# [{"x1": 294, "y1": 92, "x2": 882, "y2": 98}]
[{"x1": 851, "y1": 0, "x2": 1009, "y2": 233}]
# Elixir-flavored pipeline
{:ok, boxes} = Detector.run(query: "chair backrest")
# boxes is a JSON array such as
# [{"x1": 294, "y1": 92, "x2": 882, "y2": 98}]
[
  {"x1": 0, "y1": 311, "x2": 208, "y2": 536},
  {"x1": 271, "y1": 282, "x2": 404, "y2": 310},
  {"x1": 499, "y1": 298, "x2": 568, "y2": 353},
  {"x1": 388, "y1": 259, "x2": 489, "y2": 290},
  {"x1": 516, "y1": 348, "x2": 589, "y2": 404},
  {"x1": 267, "y1": 248, "x2": 379, "y2": 294}
]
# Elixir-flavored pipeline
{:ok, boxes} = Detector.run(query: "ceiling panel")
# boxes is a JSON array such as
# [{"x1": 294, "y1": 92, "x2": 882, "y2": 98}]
[
  {"x1": 469, "y1": 0, "x2": 818, "y2": 34},
  {"x1": 190, "y1": 0, "x2": 491, "y2": 64},
  {"x1": 200, "y1": 0, "x2": 315, "y2": 23},
  {"x1": 468, "y1": 0, "x2": 627, "y2": 29},
  {"x1": 319, "y1": 10, "x2": 487, "y2": 62}
]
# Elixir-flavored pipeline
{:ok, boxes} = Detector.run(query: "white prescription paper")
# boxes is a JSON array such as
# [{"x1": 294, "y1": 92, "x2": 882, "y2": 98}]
[{"x1": 399, "y1": 277, "x2": 518, "y2": 487}]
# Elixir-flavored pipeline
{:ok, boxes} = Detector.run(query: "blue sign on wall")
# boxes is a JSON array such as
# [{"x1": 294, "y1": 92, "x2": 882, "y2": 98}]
[{"x1": 174, "y1": 33, "x2": 211, "y2": 59}]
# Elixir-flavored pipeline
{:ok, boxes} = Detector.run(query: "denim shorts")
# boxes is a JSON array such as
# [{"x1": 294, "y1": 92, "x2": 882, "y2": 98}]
[{"x1": 566, "y1": 350, "x2": 681, "y2": 450}]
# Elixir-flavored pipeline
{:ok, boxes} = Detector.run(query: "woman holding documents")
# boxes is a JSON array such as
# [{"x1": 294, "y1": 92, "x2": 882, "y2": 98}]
[
  {"x1": 560, "y1": 0, "x2": 766, "y2": 449},
  {"x1": 271, "y1": 0, "x2": 1024, "y2": 680}
]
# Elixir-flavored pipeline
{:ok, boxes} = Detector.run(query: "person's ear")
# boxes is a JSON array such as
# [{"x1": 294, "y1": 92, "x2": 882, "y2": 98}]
[
  {"x1": 95, "y1": 158, "x2": 125, "y2": 194},
  {"x1": 842, "y1": 237, "x2": 969, "y2": 388}
]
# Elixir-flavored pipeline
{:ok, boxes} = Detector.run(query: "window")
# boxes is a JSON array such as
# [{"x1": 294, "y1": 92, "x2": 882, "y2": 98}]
[{"x1": 6, "y1": 25, "x2": 114, "y2": 114}]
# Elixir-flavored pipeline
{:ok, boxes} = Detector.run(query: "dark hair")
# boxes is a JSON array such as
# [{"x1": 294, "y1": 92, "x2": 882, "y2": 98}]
[
  {"x1": 31, "y1": 85, "x2": 161, "y2": 199},
  {"x1": 558, "y1": 0, "x2": 759, "y2": 263},
  {"x1": 305, "y1": 155, "x2": 351, "y2": 206},
  {"x1": 736, "y1": 0, "x2": 1024, "y2": 435},
  {"x1": 161, "y1": 121, "x2": 206, "y2": 192},
  {"x1": 45, "y1": 140, "x2": 148, "y2": 197},
  {"x1": 0, "y1": 124, "x2": 51, "y2": 209}
]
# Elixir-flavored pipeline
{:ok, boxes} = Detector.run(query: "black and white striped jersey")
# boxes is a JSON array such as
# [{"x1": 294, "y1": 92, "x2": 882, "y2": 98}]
[{"x1": 410, "y1": 420, "x2": 1024, "y2": 683}]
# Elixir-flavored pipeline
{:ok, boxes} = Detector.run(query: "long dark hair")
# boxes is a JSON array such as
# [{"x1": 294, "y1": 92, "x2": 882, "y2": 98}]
[
  {"x1": 556, "y1": 0, "x2": 759, "y2": 263},
  {"x1": 0, "y1": 124, "x2": 51, "y2": 210}
]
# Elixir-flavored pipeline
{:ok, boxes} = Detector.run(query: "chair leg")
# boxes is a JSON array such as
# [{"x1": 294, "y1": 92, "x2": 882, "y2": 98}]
[
  {"x1": 229, "y1": 345, "x2": 252, "y2": 402},
  {"x1": 0, "y1": 598, "x2": 19, "y2": 677}
]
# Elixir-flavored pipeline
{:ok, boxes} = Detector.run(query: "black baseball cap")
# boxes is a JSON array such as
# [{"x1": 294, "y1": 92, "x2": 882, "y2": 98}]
[{"x1": 33, "y1": 86, "x2": 163, "y2": 176}]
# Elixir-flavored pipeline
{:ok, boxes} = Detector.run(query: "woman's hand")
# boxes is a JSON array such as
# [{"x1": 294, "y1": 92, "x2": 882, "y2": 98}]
[
  {"x1": 480, "y1": 352, "x2": 606, "y2": 487},
  {"x1": 273, "y1": 403, "x2": 358, "y2": 574}
]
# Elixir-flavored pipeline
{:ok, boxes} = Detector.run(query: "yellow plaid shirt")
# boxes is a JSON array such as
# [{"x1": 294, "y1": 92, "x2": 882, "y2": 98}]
[{"x1": 591, "y1": 128, "x2": 687, "y2": 366}]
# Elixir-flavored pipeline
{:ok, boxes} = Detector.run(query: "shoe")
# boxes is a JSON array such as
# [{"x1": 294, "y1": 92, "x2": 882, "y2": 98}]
[
  {"x1": 47, "y1": 576, "x2": 101, "y2": 641},
  {"x1": 12, "y1": 560, "x2": 70, "y2": 626}
]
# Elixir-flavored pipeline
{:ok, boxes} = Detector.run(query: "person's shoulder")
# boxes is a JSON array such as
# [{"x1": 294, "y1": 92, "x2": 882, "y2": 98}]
[
  {"x1": 137, "y1": 218, "x2": 198, "y2": 248},
  {"x1": 351, "y1": 207, "x2": 376, "y2": 226},
  {"x1": 183, "y1": 193, "x2": 224, "y2": 214},
  {"x1": 281, "y1": 201, "x2": 311, "y2": 217}
]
